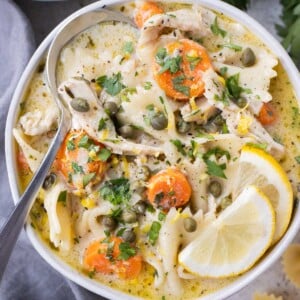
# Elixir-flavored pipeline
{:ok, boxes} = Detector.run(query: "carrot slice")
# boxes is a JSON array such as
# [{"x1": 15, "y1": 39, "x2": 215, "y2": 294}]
[
  {"x1": 84, "y1": 237, "x2": 142, "y2": 279},
  {"x1": 153, "y1": 39, "x2": 213, "y2": 101},
  {"x1": 55, "y1": 130, "x2": 108, "y2": 189},
  {"x1": 17, "y1": 149, "x2": 30, "y2": 174},
  {"x1": 134, "y1": 1, "x2": 163, "y2": 28},
  {"x1": 147, "y1": 168, "x2": 192, "y2": 210},
  {"x1": 258, "y1": 103, "x2": 277, "y2": 125}
]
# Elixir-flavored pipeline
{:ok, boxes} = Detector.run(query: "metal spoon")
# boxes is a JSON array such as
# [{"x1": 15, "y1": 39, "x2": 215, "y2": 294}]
[{"x1": 0, "y1": 8, "x2": 134, "y2": 281}]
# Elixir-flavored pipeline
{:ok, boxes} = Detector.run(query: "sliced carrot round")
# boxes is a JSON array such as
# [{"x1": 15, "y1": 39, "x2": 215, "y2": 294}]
[
  {"x1": 55, "y1": 130, "x2": 108, "y2": 189},
  {"x1": 147, "y1": 168, "x2": 192, "y2": 211},
  {"x1": 153, "y1": 39, "x2": 213, "y2": 101},
  {"x1": 83, "y1": 237, "x2": 142, "y2": 279},
  {"x1": 17, "y1": 149, "x2": 30, "y2": 175},
  {"x1": 134, "y1": 1, "x2": 163, "y2": 28},
  {"x1": 258, "y1": 103, "x2": 277, "y2": 125}
]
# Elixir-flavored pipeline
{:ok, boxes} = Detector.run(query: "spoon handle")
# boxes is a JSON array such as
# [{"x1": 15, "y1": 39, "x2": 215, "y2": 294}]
[{"x1": 0, "y1": 119, "x2": 67, "y2": 281}]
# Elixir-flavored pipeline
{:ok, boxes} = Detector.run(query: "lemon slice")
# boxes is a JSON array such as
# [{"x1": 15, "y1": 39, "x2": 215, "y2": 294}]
[
  {"x1": 234, "y1": 145, "x2": 293, "y2": 243},
  {"x1": 178, "y1": 186, "x2": 275, "y2": 278}
]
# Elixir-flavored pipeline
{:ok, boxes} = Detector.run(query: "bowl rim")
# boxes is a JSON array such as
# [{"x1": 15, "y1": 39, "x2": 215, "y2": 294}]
[{"x1": 5, "y1": 0, "x2": 300, "y2": 299}]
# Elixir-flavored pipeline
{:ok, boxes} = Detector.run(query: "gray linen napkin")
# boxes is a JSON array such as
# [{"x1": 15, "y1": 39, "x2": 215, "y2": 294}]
[{"x1": 0, "y1": 1, "x2": 104, "y2": 299}]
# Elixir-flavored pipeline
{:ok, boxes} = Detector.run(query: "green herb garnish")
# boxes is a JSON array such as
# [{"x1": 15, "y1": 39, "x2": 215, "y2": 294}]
[
  {"x1": 118, "y1": 242, "x2": 137, "y2": 260},
  {"x1": 97, "y1": 148, "x2": 111, "y2": 162},
  {"x1": 72, "y1": 162, "x2": 84, "y2": 174},
  {"x1": 83, "y1": 173, "x2": 96, "y2": 188},
  {"x1": 98, "y1": 118, "x2": 107, "y2": 131},
  {"x1": 211, "y1": 17, "x2": 227, "y2": 37},
  {"x1": 170, "y1": 139, "x2": 186, "y2": 156},
  {"x1": 100, "y1": 177, "x2": 131, "y2": 205},
  {"x1": 123, "y1": 41, "x2": 134, "y2": 54},
  {"x1": 148, "y1": 221, "x2": 161, "y2": 245},
  {"x1": 96, "y1": 72, "x2": 126, "y2": 96}
]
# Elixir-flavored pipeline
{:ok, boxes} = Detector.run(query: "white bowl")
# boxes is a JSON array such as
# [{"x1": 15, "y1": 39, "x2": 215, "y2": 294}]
[{"x1": 5, "y1": 0, "x2": 300, "y2": 299}]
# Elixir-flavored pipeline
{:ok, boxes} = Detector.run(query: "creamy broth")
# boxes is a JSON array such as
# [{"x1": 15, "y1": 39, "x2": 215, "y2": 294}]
[{"x1": 15, "y1": 1, "x2": 300, "y2": 299}]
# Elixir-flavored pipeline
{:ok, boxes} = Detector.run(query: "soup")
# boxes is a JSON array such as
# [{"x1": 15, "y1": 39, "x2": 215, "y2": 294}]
[{"x1": 14, "y1": 1, "x2": 300, "y2": 299}]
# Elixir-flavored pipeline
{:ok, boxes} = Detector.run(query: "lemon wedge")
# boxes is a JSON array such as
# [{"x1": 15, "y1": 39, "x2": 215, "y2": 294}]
[
  {"x1": 178, "y1": 186, "x2": 275, "y2": 278},
  {"x1": 234, "y1": 145, "x2": 293, "y2": 243}
]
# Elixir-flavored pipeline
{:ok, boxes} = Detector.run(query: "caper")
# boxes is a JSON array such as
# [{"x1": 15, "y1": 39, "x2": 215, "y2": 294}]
[
  {"x1": 236, "y1": 97, "x2": 247, "y2": 108},
  {"x1": 212, "y1": 114, "x2": 225, "y2": 127},
  {"x1": 137, "y1": 166, "x2": 151, "y2": 181},
  {"x1": 122, "y1": 210, "x2": 137, "y2": 223},
  {"x1": 104, "y1": 101, "x2": 119, "y2": 116},
  {"x1": 102, "y1": 216, "x2": 117, "y2": 231},
  {"x1": 70, "y1": 97, "x2": 90, "y2": 112},
  {"x1": 133, "y1": 201, "x2": 147, "y2": 214},
  {"x1": 176, "y1": 119, "x2": 191, "y2": 134},
  {"x1": 43, "y1": 173, "x2": 56, "y2": 190},
  {"x1": 184, "y1": 217, "x2": 197, "y2": 232},
  {"x1": 241, "y1": 47, "x2": 256, "y2": 67},
  {"x1": 122, "y1": 229, "x2": 136, "y2": 243},
  {"x1": 119, "y1": 125, "x2": 136, "y2": 139},
  {"x1": 150, "y1": 112, "x2": 168, "y2": 130},
  {"x1": 208, "y1": 181, "x2": 222, "y2": 198}
]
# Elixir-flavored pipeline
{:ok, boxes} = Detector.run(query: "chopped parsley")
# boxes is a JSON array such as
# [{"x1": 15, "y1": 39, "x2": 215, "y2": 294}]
[
  {"x1": 186, "y1": 54, "x2": 202, "y2": 70},
  {"x1": 219, "y1": 66, "x2": 228, "y2": 77},
  {"x1": 66, "y1": 139, "x2": 75, "y2": 151},
  {"x1": 144, "y1": 81, "x2": 152, "y2": 90},
  {"x1": 158, "y1": 212, "x2": 166, "y2": 221},
  {"x1": 295, "y1": 156, "x2": 300, "y2": 164},
  {"x1": 97, "y1": 148, "x2": 111, "y2": 162},
  {"x1": 96, "y1": 72, "x2": 126, "y2": 96},
  {"x1": 78, "y1": 135, "x2": 91, "y2": 149},
  {"x1": 118, "y1": 242, "x2": 137, "y2": 260},
  {"x1": 72, "y1": 162, "x2": 84, "y2": 174},
  {"x1": 148, "y1": 221, "x2": 161, "y2": 245},
  {"x1": 57, "y1": 190, "x2": 67, "y2": 204},
  {"x1": 210, "y1": 17, "x2": 227, "y2": 38},
  {"x1": 170, "y1": 139, "x2": 186, "y2": 156},
  {"x1": 172, "y1": 75, "x2": 190, "y2": 97},
  {"x1": 155, "y1": 47, "x2": 182, "y2": 74},
  {"x1": 122, "y1": 41, "x2": 134, "y2": 54},
  {"x1": 83, "y1": 173, "x2": 96, "y2": 188},
  {"x1": 222, "y1": 43, "x2": 243, "y2": 52},
  {"x1": 245, "y1": 142, "x2": 268, "y2": 151},
  {"x1": 226, "y1": 73, "x2": 244, "y2": 99},
  {"x1": 100, "y1": 178, "x2": 131, "y2": 205},
  {"x1": 98, "y1": 118, "x2": 107, "y2": 131},
  {"x1": 203, "y1": 147, "x2": 231, "y2": 179}
]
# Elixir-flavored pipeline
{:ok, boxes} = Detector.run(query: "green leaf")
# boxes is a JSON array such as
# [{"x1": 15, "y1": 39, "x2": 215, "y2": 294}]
[
  {"x1": 148, "y1": 221, "x2": 161, "y2": 245},
  {"x1": 155, "y1": 47, "x2": 167, "y2": 65},
  {"x1": 78, "y1": 135, "x2": 91, "y2": 149},
  {"x1": 96, "y1": 72, "x2": 126, "y2": 96},
  {"x1": 204, "y1": 159, "x2": 227, "y2": 179},
  {"x1": 210, "y1": 17, "x2": 227, "y2": 37},
  {"x1": 97, "y1": 148, "x2": 111, "y2": 162},
  {"x1": 186, "y1": 54, "x2": 202, "y2": 70},
  {"x1": 57, "y1": 190, "x2": 67, "y2": 204},
  {"x1": 172, "y1": 75, "x2": 190, "y2": 97},
  {"x1": 72, "y1": 162, "x2": 84, "y2": 174},
  {"x1": 170, "y1": 139, "x2": 186, "y2": 156},
  {"x1": 83, "y1": 173, "x2": 96, "y2": 187},
  {"x1": 98, "y1": 118, "x2": 107, "y2": 131},
  {"x1": 222, "y1": 43, "x2": 243, "y2": 52},
  {"x1": 226, "y1": 73, "x2": 243, "y2": 99},
  {"x1": 245, "y1": 142, "x2": 268, "y2": 151},
  {"x1": 100, "y1": 178, "x2": 131, "y2": 205},
  {"x1": 123, "y1": 41, "x2": 134, "y2": 54},
  {"x1": 118, "y1": 242, "x2": 136, "y2": 260},
  {"x1": 219, "y1": 66, "x2": 228, "y2": 77},
  {"x1": 67, "y1": 139, "x2": 75, "y2": 151},
  {"x1": 158, "y1": 54, "x2": 182, "y2": 74},
  {"x1": 158, "y1": 212, "x2": 166, "y2": 221},
  {"x1": 144, "y1": 81, "x2": 152, "y2": 90}
]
